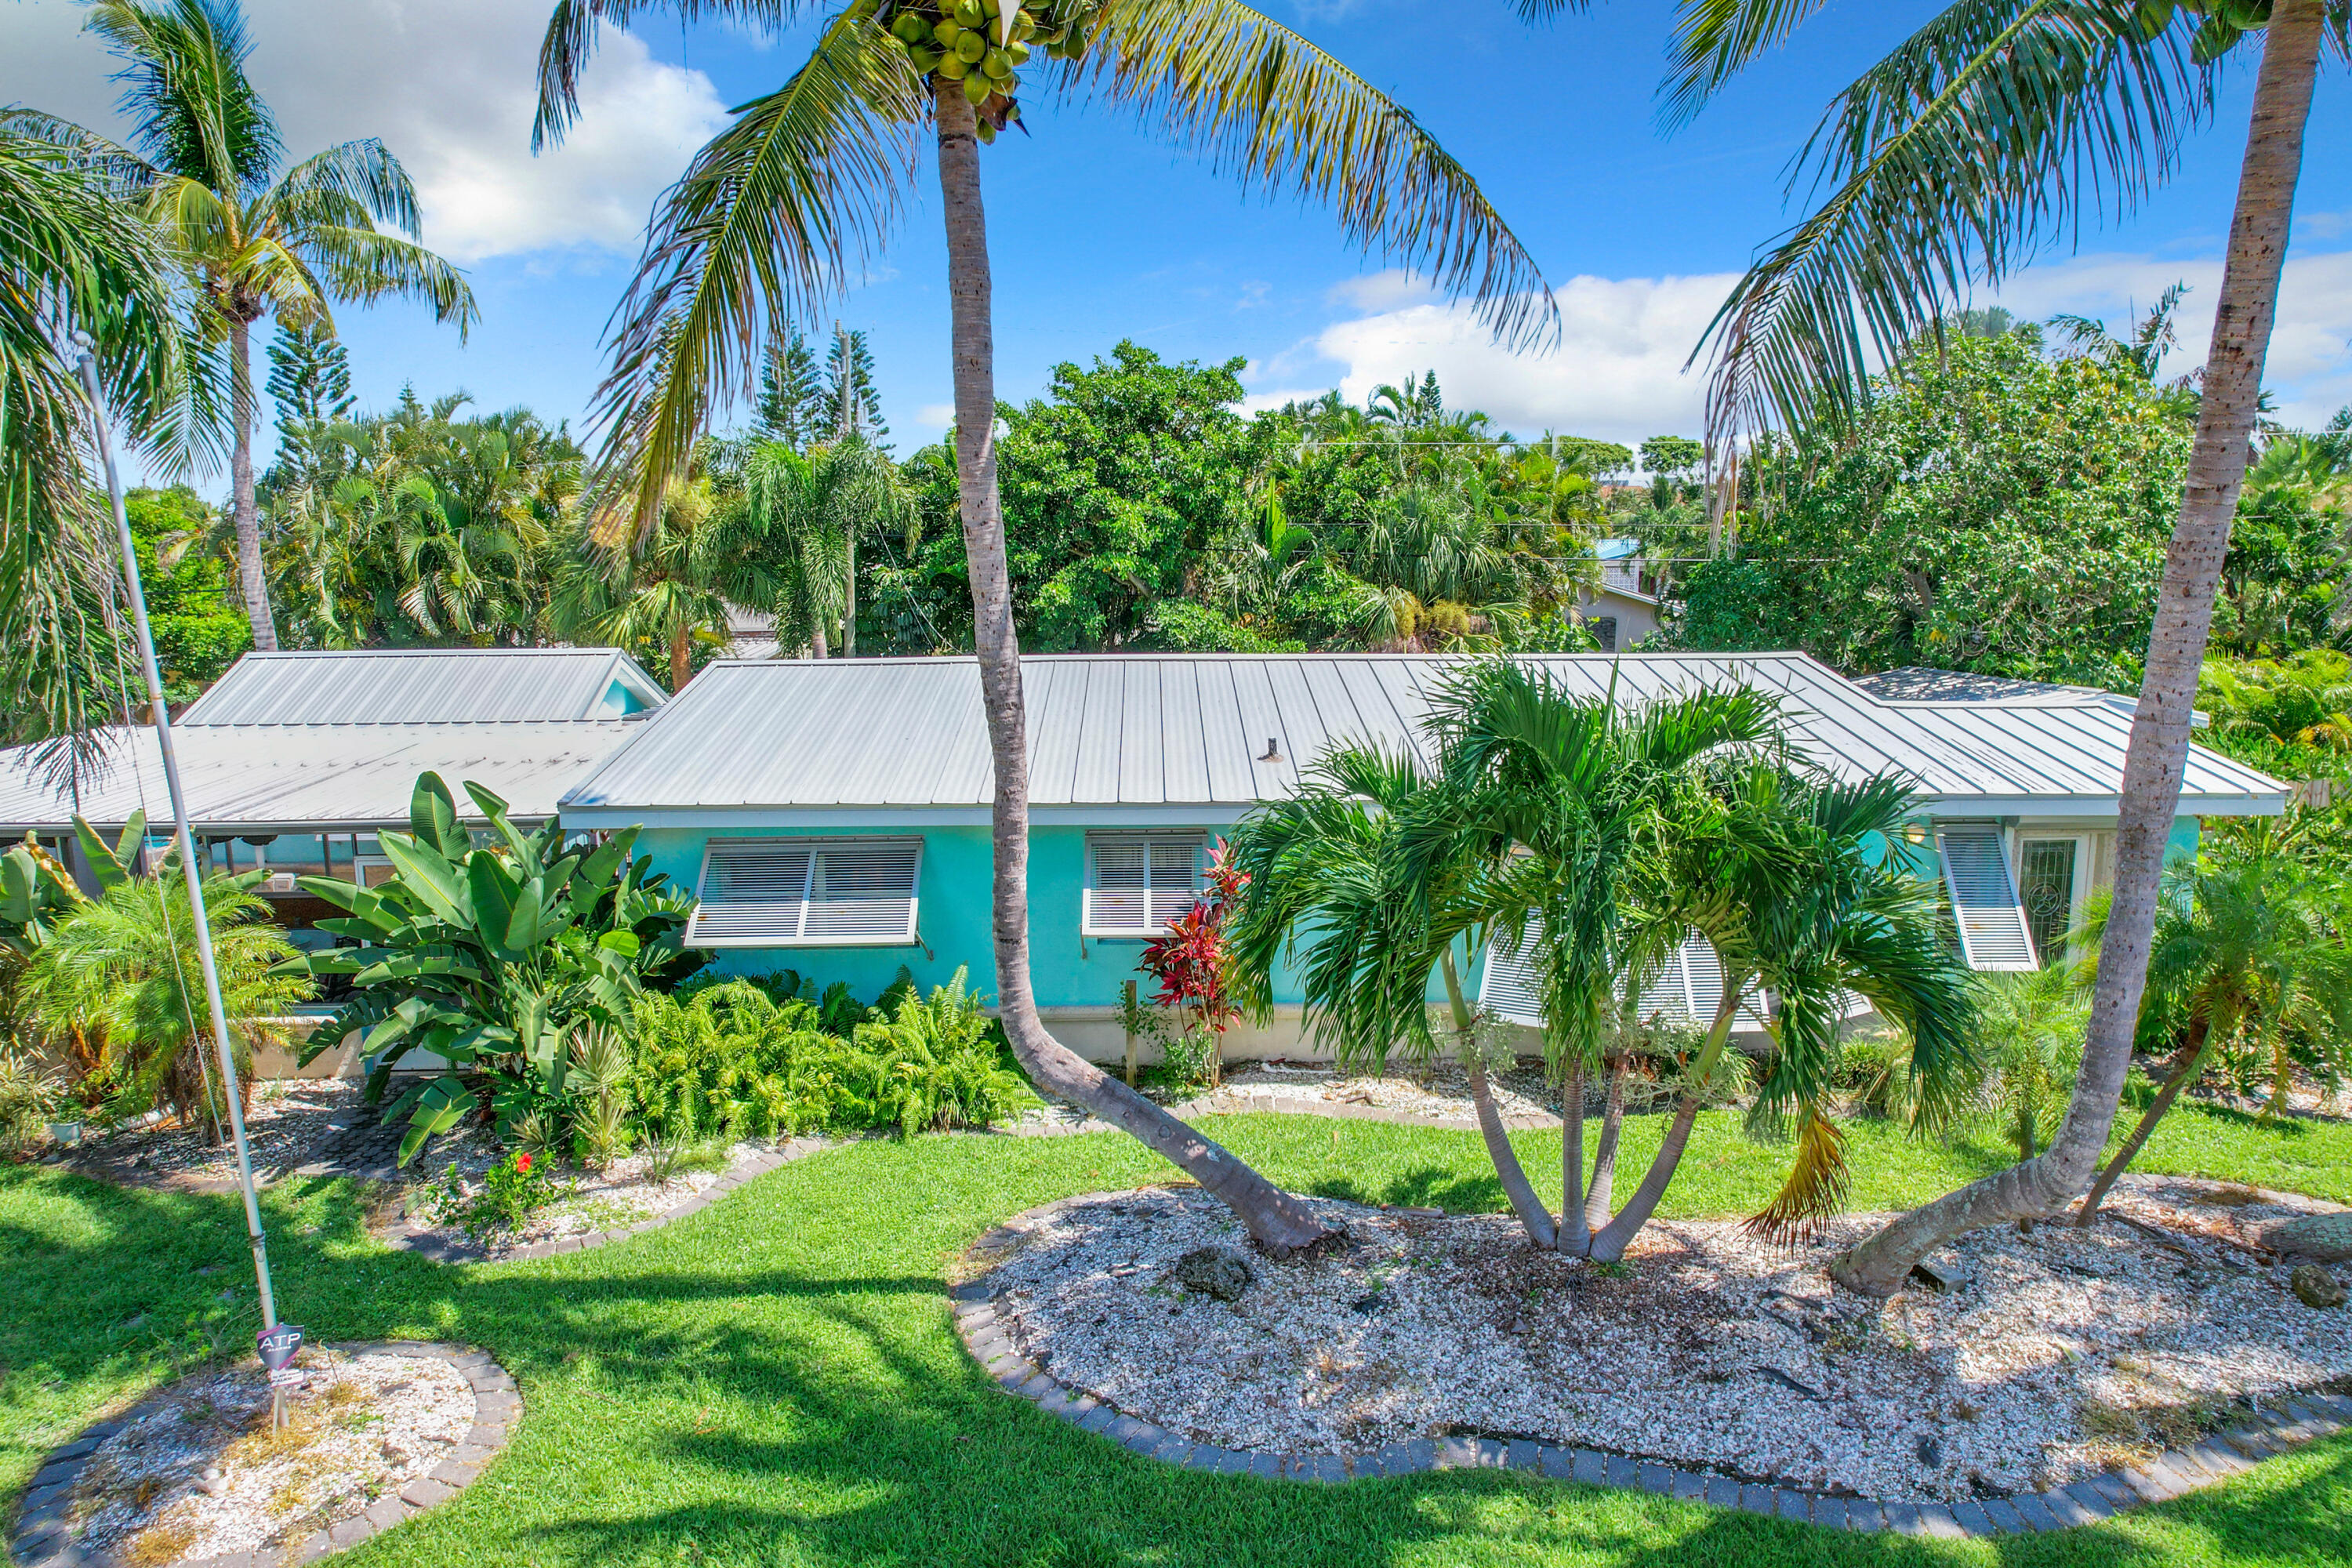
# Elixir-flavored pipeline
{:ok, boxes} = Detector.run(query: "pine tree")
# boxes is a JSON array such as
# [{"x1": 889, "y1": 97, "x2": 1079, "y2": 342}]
[
  {"x1": 825, "y1": 322, "x2": 887, "y2": 441},
  {"x1": 266, "y1": 318, "x2": 354, "y2": 442},
  {"x1": 754, "y1": 330, "x2": 828, "y2": 448}
]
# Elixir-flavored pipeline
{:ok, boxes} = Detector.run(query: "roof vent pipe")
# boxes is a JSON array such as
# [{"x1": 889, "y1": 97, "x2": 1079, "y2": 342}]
[{"x1": 1260, "y1": 738, "x2": 1282, "y2": 763}]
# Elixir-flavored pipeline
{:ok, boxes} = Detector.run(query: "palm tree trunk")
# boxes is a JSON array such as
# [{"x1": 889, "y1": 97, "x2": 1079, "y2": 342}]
[
  {"x1": 844, "y1": 525, "x2": 856, "y2": 658},
  {"x1": 1440, "y1": 949, "x2": 1557, "y2": 1247},
  {"x1": 931, "y1": 87, "x2": 1332, "y2": 1257},
  {"x1": 669, "y1": 623, "x2": 691, "y2": 691},
  {"x1": 1587, "y1": 983, "x2": 1743, "y2": 1263},
  {"x1": 1559, "y1": 1055, "x2": 1588, "y2": 1254},
  {"x1": 229, "y1": 319, "x2": 278, "y2": 653},
  {"x1": 1831, "y1": 2, "x2": 2325, "y2": 1295},
  {"x1": 1584, "y1": 1051, "x2": 1628, "y2": 1231},
  {"x1": 2077, "y1": 1022, "x2": 2214, "y2": 1226}
]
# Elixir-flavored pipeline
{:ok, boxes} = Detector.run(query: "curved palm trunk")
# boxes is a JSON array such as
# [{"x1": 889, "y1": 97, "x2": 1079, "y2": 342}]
[
  {"x1": 1441, "y1": 949, "x2": 1556, "y2": 1247},
  {"x1": 1559, "y1": 1057, "x2": 1588, "y2": 1254},
  {"x1": 1584, "y1": 1051, "x2": 1629, "y2": 1231},
  {"x1": 229, "y1": 319, "x2": 278, "y2": 652},
  {"x1": 1586, "y1": 985, "x2": 1743, "y2": 1263},
  {"x1": 932, "y1": 89, "x2": 1331, "y2": 1257},
  {"x1": 2077, "y1": 1020, "x2": 2216, "y2": 1226},
  {"x1": 1833, "y1": 2, "x2": 2325, "y2": 1294}
]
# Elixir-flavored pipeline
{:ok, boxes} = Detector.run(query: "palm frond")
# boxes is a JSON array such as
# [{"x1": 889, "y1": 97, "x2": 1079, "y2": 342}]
[
  {"x1": 1698, "y1": 0, "x2": 2207, "y2": 439},
  {"x1": 583, "y1": 12, "x2": 922, "y2": 530},
  {"x1": 1080, "y1": 0, "x2": 1555, "y2": 350},
  {"x1": 1744, "y1": 1105, "x2": 1851, "y2": 1243},
  {"x1": 85, "y1": 0, "x2": 281, "y2": 195},
  {"x1": 1658, "y1": 0, "x2": 1840, "y2": 131},
  {"x1": 533, "y1": 1, "x2": 809, "y2": 151},
  {"x1": 267, "y1": 139, "x2": 427, "y2": 239}
]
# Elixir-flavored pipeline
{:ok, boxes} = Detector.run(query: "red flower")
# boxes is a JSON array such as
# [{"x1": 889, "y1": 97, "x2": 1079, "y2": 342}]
[{"x1": 514, "y1": 1152, "x2": 534, "y2": 1174}]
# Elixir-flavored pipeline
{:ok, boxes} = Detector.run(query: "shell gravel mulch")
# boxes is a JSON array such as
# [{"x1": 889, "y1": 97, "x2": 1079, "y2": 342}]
[
  {"x1": 981, "y1": 1178, "x2": 2352, "y2": 1504},
  {"x1": 376, "y1": 1133, "x2": 761, "y2": 1260},
  {"x1": 65, "y1": 1346, "x2": 474, "y2": 1565}
]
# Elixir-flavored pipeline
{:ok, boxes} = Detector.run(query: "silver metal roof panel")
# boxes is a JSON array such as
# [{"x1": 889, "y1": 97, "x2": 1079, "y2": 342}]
[
  {"x1": 558, "y1": 652, "x2": 2288, "y2": 819},
  {"x1": 176, "y1": 648, "x2": 666, "y2": 727}
]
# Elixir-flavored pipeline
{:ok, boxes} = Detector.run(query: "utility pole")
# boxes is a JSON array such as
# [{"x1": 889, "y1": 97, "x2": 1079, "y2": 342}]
[{"x1": 74, "y1": 339, "x2": 292, "y2": 1417}]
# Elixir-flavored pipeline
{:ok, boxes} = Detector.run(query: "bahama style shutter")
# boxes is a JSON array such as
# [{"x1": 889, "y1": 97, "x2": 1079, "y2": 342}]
[
  {"x1": 1084, "y1": 833, "x2": 1205, "y2": 936},
  {"x1": 1479, "y1": 927, "x2": 1545, "y2": 1026},
  {"x1": 687, "y1": 837, "x2": 921, "y2": 947},
  {"x1": 1936, "y1": 823, "x2": 2038, "y2": 971}
]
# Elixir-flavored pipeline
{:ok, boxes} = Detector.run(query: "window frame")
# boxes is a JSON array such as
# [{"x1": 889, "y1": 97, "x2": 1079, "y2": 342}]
[
  {"x1": 1081, "y1": 831, "x2": 1209, "y2": 939},
  {"x1": 686, "y1": 835, "x2": 925, "y2": 949}
]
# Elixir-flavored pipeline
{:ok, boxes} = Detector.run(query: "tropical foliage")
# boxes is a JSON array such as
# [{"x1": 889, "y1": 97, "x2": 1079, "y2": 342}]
[{"x1": 292, "y1": 773, "x2": 701, "y2": 1162}]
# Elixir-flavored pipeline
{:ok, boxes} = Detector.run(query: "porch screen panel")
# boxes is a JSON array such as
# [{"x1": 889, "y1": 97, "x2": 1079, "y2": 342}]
[
  {"x1": 688, "y1": 838, "x2": 920, "y2": 946},
  {"x1": 1936, "y1": 825, "x2": 2038, "y2": 971},
  {"x1": 1084, "y1": 833, "x2": 1205, "y2": 935}
]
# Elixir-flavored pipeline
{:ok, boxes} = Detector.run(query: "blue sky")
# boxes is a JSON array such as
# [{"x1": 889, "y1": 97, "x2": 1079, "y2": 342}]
[{"x1": 9, "y1": 0, "x2": 2352, "y2": 489}]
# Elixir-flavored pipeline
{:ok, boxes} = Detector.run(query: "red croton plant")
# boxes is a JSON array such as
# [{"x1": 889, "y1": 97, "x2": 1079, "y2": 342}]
[{"x1": 1137, "y1": 840, "x2": 1247, "y2": 1084}]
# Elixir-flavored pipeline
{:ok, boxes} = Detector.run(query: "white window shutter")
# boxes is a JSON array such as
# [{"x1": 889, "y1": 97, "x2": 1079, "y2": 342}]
[
  {"x1": 1936, "y1": 824, "x2": 2038, "y2": 971},
  {"x1": 687, "y1": 839, "x2": 919, "y2": 947},
  {"x1": 1479, "y1": 926, "x2": 1544, "y2": 1026},
  {"x1": 1084, "y1": 833, "x2": 1207, "y2": 936}
]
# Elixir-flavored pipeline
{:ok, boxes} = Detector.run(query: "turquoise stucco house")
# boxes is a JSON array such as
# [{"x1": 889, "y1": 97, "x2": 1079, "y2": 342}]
[{"x1": 556, "y1": 652, "x2": 2285, "y2": 1062}]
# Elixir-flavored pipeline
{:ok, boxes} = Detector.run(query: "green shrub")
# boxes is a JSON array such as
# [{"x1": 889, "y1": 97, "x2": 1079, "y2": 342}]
[
  {"x1": 630, "y1": 967, "x2": 1033, "y2": 1141},
  {"x1": 0, "y1": 1047, "x2": 65, "y2": 1150}
]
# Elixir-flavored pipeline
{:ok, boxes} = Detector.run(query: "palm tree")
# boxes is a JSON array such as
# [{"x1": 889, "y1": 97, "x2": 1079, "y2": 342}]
[
  {"x1": 24, "y1": 863, "x2": 310, "y2": 1143},
  {"x1": 552, "y1": 452, "x2": 778, "y2": 690},
  {"x1": 77, "y1": 0, "x2": 477, "y2": 653},
  {"x1": 740, "y1": 433, "x2": 916, "y2": 658},
  {"x1": 0, "y1": 111, "x2": 207, "y2": 761},
  {"x1": 1522, "y1": 0, "x2": 2332, "y2": 1291},
  {"x1": 535, "y1": 0, "x2": 1552, "y2": 1256},
  {"x1": 2075, "y1": 845, "x2": 2352, "y2": 1221}
]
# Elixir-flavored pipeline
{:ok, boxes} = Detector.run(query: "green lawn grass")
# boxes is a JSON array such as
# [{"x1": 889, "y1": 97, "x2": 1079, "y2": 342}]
[{"x1": 4, "y1": 1102, "x2": 2350, "y2": 1567}]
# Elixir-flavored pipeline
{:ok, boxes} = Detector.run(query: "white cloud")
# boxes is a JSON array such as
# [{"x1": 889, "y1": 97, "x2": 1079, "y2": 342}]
[
  {"x1": 1993, "y1": 249, "x2": 2352, "y2": 430},
  {"x1": 1250, "y1": 270, "x2": 1740, "y2": 442},
  {"x1": 0, "y1": 0, "x2": 725, "y2": 261},
  {"x1": 916, "y1": 402, "x2": 958, "y2": 429}
]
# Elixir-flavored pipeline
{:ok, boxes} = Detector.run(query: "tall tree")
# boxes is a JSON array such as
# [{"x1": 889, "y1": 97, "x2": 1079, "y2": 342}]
[
  {"x1": 754, "y1": 328, "x2": 829, "y2": 446},
  {"x1": 1526, "y1": 0, "x2": 2331, "y2": 1289},
  {"x1": 535, "y1": 0, "x2": 1552, "y2": 1255},
  {"x1": 265, "y1": 318, "x2": 353, "y2": 434},
  {"x1": 80, "y1": 0, "x2": 476, "y2": 652}
]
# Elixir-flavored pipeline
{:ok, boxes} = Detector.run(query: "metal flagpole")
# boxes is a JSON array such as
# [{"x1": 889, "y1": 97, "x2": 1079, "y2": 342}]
[{"x1": 73, "y1": 341, "x2": 282, "y2": 1343}]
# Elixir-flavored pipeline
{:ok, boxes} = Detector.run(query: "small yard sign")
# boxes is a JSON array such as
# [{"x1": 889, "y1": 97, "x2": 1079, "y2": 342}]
[{"x1": 258, "y1": 1323, "x2": 306, "y2": 1388}]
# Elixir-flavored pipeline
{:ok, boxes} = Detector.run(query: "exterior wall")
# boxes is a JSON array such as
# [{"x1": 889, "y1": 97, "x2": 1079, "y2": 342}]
[
  {"x1": 637, "y1": 822, "x2": 1432, "y2": 1065},
  {"x1": 1573, "y1": 588, "x2": 1662, "y2": 651}
]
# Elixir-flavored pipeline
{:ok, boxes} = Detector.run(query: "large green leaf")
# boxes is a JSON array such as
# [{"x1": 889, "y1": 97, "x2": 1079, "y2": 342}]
[
  {"x1": 379, "y1": 831, "x2": 470, "y2": 926},
  {"x1": 466, "y1": 853, "x2": 522, "y2": 946},
  {"x1": 505, "y1": 879, "x2": 546, "y2": 950},
  {"x1": 71, "y1": 813, "x2": 133, "y2": 892},
  {"x1": 409, "y1": 771, "x2": 472, "y2": 861}
]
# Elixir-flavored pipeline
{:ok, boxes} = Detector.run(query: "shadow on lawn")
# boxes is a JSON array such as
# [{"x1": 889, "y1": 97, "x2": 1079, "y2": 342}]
[{"x1": 9, "y1": 1155, "x2": 2352, "y2": 1568}]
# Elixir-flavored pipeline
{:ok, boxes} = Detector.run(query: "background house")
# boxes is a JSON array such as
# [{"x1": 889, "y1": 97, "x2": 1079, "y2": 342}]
[
  {"x1": 1577, "y1": 539, "x2": 1664, "y2": 651},
  {"x1": 560, "y1": 652, "x2": 2285, "y2": 1063}
]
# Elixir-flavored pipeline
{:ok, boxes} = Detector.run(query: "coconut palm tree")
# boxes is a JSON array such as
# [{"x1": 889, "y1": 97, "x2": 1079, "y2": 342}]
[
  {"x1": 534, "y1": 0, "x2": 1552, "y2": 1255},
  {"x1": 1519, "y1": 0, "x2": 2334, "y2": 1291},
  {"x1": 74, "y1": 0, "x2": 477, "y2": 653},
  {"x1": 0, "y1": 110, "x2": 209, "y2": 761},
  {"x1": 2075, "y1": 845, "x2": 2352, "y2": 1221},
  {"x1": 739, "y1": 433, "x2": 916, "y2": 658}
]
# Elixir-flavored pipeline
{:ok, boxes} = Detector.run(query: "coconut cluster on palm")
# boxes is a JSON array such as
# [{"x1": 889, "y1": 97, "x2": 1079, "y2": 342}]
[{"x1": 877, "y1": 0, "x2": 1083, "y2": 140}]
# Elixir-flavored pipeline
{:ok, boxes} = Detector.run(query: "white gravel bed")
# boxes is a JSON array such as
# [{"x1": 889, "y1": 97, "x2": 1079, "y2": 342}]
[
  {"x1": 1008, "y1": 1058, "x2": 1668, "y2": 1133},
  {"x1": 386, "y1": 1129, "x2": 757, "y2": 1256},
  {"x1": 67, "y1": 1346, "x2": 474, "y2": 1564},
  {"x1": 70, "y1": 1080, "x2": 360, "y2": 1182},
  {"x1": 981, "y1": 1178, "x2": 2352, "y2": 1503}
]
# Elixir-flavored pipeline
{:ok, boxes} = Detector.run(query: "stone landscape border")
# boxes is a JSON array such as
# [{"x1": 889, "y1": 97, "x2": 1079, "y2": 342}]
[
  {"x1": 9, "y1": 1341, "x2": 518, "y2": 1568},
  {"x1": 951, "y1": 1201, "x2": 2352, "y2": 1537},
  {"x1": 385, "y1": 1136, "x2": 834, "y2": 1264}
]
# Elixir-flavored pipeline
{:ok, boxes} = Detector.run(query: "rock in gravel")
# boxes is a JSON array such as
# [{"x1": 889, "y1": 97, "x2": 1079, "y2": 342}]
[
  {"x1": 1908, "y1": 1254, "x2": 1971, "y2": 1294},
  {"x1": 2267, "y1": 1212, "x2": 2352, "y2": 1263},
  {"x1": 1173, "y1": 1244, "x2": 1254, "y2": 1302},
  {"x1": 2291, "y1": 1264, "x2": 2347, "y2": 1309}
]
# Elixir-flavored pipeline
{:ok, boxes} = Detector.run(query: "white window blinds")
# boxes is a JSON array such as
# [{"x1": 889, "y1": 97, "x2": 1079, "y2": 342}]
[
  {"x1": 1936, "y1": 824, "x2": 2038, "y2": 971},
  {"x1": 1083, "y1": 834, "x2": 1205, "y2": 936},
  {"x1": 1479, "y1": 929, "x2": 1545, "y2": 1026},
  {"x1": 687, "y1": 837, "x2": 922, "y2": 947},
  {"x1": 1483, "y1": 929, "x2": 1789, "y2": 1032}
]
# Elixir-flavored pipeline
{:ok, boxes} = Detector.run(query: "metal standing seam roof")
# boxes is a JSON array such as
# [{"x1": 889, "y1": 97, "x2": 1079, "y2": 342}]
[
  {"x1": 176, "y1": 647, "x2": 667, "y2": 726},
  {"x1": 557, "y1": 652, "x2": 2288, "y2": 818},
  {"x1": 0, "y1": 721, "x2": 644, "y2": 833}
]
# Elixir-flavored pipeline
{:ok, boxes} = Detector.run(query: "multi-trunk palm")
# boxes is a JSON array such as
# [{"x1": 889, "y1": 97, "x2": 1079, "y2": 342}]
[
  {"x1": 1523, "y1": 0, "x2": 2339, "y2": 1290},
  {"x1": 535, "y1": 0, "x2": 1552, "y2": 1254}
]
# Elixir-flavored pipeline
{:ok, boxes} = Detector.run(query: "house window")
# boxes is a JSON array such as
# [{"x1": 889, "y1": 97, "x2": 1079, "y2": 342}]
[
  {"x1": 686, "y1": 837, "x2": 923, "y2": 947},
  {"x1": 1935, "y1": 824, "x2": 2038, "y2": 971},
  {"x1": 2018, "y1": 837, "x2": 2081, "y2": 968},
  {"x1": 1083, "y1": 833, "x2": 1206, "y2": 937}
]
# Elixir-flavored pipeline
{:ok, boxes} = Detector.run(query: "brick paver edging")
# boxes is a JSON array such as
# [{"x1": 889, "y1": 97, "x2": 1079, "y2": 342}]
[
  {"x1": 9, "y1": 1341, "x2": 518, "y2": 1568},
  {"x1": 386, "y1": 1136, "x2": 834, "y2": 1264},
  {"x1": 949, "y1": 1200, "x2": 2352, "y2": 1536}
]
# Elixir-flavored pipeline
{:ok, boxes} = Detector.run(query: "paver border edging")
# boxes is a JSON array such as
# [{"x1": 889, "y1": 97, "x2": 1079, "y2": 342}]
[
  {"x1": 384, "y1": 1135, "x2": 837, "y2": 1264},
  {"x1": 949, "y1": 1196, "x2": 2352, "y2": 1537},
  {"x1": 9, "y1": 1340, "x2": 519, "y2": 1568}
]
